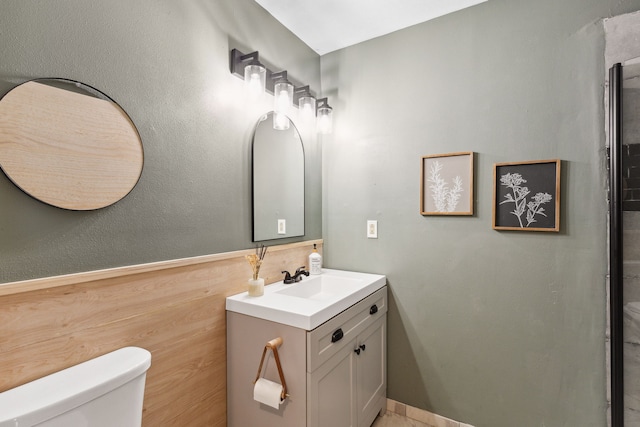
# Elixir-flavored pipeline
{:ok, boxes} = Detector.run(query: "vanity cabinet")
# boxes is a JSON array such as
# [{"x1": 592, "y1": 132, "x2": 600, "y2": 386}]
[
  {"x1": 227, "y1": 286, "x2": 387, "y2": 427},
  {"x1": 308, "y1": 315, "x2": 386, "y2": 427}
]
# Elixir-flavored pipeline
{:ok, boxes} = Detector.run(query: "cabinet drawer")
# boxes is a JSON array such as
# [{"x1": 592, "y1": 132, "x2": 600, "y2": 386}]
[{"x1": 307, "y1": 286, "x2": 387, "y2": 372}]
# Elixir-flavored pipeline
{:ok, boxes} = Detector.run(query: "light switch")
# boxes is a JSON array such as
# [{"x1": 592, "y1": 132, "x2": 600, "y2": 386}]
[{"x1": 278, "y1": 219, "x2": 286, "y2": 235}]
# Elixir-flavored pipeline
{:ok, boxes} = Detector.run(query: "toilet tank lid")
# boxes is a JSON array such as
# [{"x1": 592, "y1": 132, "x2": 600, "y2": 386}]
[{"x1": 0, "y1": 346, "x2": 151, "y2": 425}]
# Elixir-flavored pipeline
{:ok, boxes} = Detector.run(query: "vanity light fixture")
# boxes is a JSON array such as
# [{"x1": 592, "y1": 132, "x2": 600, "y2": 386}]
[
  {"x1": 317, "y1": 98, "x2": 333, "y2": 135},
  {"x1": 230, "y1": 48, "x2": 333, "y2": 133},
  {"x1": 230, "y1": 50, "x2": 266, "y2": 96}
]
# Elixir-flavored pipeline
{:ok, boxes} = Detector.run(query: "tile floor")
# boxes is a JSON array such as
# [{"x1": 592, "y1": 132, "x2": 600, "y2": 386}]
[
  {"x1": 372, "y1": 399, "x2": 469, "y2": 427},
  {"x1": 371, "y1": 412, "x2": 431, "y2": 427}
]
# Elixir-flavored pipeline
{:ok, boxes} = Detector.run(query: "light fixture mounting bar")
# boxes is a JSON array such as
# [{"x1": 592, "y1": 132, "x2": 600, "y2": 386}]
[
  {"x1": 268, "y1": 71, "x2": 289, "y2": 94},
  {"x1": 230, "y1": 48, "x2": 281, "y2": 95},
  {"x1": 230, "y1": 49, "x2": 256, "y2": 78},
  {"x1": 317, "y1": 97, "x2": 331, "y2": 110},
  {"x1": 294, "y1": 85, "x2": 316, "y2": 106}
]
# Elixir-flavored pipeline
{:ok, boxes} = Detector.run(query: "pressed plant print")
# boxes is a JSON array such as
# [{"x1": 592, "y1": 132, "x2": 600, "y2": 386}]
[
  {"x1": 421, "y1": 152, "x2": 473, "y2": 216},
  {"x1": 499, "y1": 172, "x2": 552, "y2": 228},
  {"x1": 492, "y1": 159, "x2": 559, "y2": 231},
  {"x1": 428, "y1": 160, "x2": 464, "y2": 212}
]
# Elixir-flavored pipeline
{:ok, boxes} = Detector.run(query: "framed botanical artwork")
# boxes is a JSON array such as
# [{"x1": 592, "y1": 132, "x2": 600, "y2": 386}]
[
  {"x1": 492, "y1": 159, "x2": 561, "y2": 232},
  {"x1": 421, "y1": 152, "x2": 474, "y2": 216}
]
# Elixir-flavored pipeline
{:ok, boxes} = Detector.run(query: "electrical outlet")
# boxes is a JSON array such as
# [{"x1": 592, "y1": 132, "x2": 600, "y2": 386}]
[
  {"x1": 278, "y1": 219, "x2": 286, "y2": 234},
  {"x1": 367, "y1": 220, "x2": 378, "y2": 238}
]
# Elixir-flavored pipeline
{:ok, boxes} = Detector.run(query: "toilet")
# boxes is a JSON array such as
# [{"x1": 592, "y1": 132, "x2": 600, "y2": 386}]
[{"x1": 0, "y1": 346, "x2": 151, "y2": 427}]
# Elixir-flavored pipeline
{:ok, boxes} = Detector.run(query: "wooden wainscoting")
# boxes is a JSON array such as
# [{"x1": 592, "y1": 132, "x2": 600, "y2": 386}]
[{"x1": 0, "y1": 240, "x2": 322, "y2": 426}]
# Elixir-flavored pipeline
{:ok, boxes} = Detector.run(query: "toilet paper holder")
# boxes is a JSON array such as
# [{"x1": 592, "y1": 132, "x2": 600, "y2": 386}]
[{"x1": 254, "y1": 337, "x2": 288, "y2": 401}]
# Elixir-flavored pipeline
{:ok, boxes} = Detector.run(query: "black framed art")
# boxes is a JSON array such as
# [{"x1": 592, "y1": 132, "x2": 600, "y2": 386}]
[{"x1": 492, "y1": 159, "x2": 560, "y2": 232}]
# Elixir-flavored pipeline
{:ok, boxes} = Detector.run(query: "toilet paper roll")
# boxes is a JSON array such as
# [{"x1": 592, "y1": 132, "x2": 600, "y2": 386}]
[{"x1": 253, "y1": 378, "x2": 283, "y2": 409}]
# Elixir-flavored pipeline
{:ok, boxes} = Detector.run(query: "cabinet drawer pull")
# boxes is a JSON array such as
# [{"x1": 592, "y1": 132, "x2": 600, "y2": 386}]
[
  {"x1": 331, "y1": 328, "x2": 344, "y2": 343},
  {"x1": 359, "y1": 344, "x2": 366, "y2": 352},
  {"x1": 370, "y1": 304, "x2": 378, "y2": 315},
  {"x1": 354, "y1": 347, "x2": 361, "y2": 355}
]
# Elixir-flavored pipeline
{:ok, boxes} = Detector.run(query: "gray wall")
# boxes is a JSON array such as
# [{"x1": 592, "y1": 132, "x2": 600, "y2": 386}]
[
  {"x1": 321, "y1": 0, "x2": 640, "y2": 426},
  {"x1": 0, "y1": 0, "x2": 322, "y2": 283}
]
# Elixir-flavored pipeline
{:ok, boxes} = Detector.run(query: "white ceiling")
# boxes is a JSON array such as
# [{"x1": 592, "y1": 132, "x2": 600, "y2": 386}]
[{"x1": 255, "y1": 0, "x2": 488, "y2": 55}]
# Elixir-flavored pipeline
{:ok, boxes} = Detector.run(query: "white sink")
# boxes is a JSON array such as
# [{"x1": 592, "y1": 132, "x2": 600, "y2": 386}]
[
  {"x1": 275, "y1": 274, "x2": 364, "y2": 300},
  {"x1": 225, "y1": 269, "x2": 386, "y2": 330}
]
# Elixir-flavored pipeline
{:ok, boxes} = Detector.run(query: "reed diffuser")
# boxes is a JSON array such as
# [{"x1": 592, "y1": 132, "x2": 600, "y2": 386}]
[{"x1": 245, "y1": 245, "x2": 267, "y2": 296}]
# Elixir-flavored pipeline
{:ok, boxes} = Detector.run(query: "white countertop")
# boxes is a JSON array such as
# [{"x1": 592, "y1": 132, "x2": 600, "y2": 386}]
[{"x1": 225, "y1": 269, "x2": 386, "y2": 330}]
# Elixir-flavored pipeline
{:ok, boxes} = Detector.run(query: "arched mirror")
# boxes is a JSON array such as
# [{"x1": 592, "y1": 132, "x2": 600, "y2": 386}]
[
  {"x1": 0, "y1": 78, "x2": 143, "y2": 210},
  {"x1": 252, "y1": 112, "x2": 304, "y2": 241}
]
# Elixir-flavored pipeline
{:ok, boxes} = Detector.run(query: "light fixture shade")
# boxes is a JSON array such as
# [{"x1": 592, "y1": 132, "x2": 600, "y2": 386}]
[
  {"x1": 299, "y1": 95, "x2": 316, "y2": 120},
  {"x1": 244, "y1": 62, "x2": 266, "y2": 96},
  {"x1": 317, "y1": 98, "x2": 333, "y2": 134},
  {"x1": 231, "y1": 50, "x2": 266, "y2": 96},
  {"x1": 273, "y1": 112, "x2": 290, "y2": 130},
  {"x1": 274, "y1": 80, "x2": 293, "y2": 115}
]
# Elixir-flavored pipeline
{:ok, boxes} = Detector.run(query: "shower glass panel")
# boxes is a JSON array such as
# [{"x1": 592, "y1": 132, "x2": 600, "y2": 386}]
[{"x1": 621, "y1": 60, "x2": 640, "y2": 426}]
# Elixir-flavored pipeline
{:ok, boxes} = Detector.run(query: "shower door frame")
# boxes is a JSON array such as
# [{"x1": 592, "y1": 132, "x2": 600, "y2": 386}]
[{"x1": 608, "y1": 62, "x2": 623, "y2": 427}]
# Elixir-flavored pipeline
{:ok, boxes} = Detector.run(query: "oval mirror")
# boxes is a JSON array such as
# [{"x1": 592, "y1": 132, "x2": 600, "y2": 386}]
[
  {"x1": 252, "y1": 112, "x2": 304, "y2": 241},
  {"x1": 0, "y1": 79, "x2": 143, "y2": 210}
]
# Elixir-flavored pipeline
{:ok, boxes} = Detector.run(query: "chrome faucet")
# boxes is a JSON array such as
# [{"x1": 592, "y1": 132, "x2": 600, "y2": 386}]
[{"x1": 282, "y1": 266, "x2": 310, "y2": 284}]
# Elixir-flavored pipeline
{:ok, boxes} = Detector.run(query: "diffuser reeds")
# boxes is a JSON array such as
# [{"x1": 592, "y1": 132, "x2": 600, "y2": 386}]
[{"x1": 246, "y1": 245, "x2": 268, "y2": 280}]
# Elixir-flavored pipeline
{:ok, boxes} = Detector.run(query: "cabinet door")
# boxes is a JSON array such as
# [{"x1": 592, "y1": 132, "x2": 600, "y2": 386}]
[
  {"x1": 356, "y1": 315, "x2": 387, "y2": 427},
  {"x1": 308, "y1": 338, "x2": 357, "y2": 427}
]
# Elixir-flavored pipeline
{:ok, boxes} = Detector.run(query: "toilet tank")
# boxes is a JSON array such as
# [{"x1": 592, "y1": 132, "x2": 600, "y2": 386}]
[{"x1": 0, "y1": 346, "x2": 152, "y2": 427}]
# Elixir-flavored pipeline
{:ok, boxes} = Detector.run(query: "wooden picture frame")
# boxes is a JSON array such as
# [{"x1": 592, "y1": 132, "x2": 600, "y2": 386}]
[
  {"x1": 421, "y1": 152, "x2": 474, "y2": 216},
  {"x1": 492, "y1": 159, "x2": 561, "y2": 232}
]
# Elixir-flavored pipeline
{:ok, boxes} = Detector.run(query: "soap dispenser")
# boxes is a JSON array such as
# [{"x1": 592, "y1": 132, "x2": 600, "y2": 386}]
[{"x1": 309, "y1": 244, "x2": 322, "y2": 275}]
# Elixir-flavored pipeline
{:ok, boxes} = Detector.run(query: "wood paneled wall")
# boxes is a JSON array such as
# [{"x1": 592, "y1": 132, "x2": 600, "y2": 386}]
[{"x1": 0, "y1": 240, "x2": 322, "y2": 426}]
